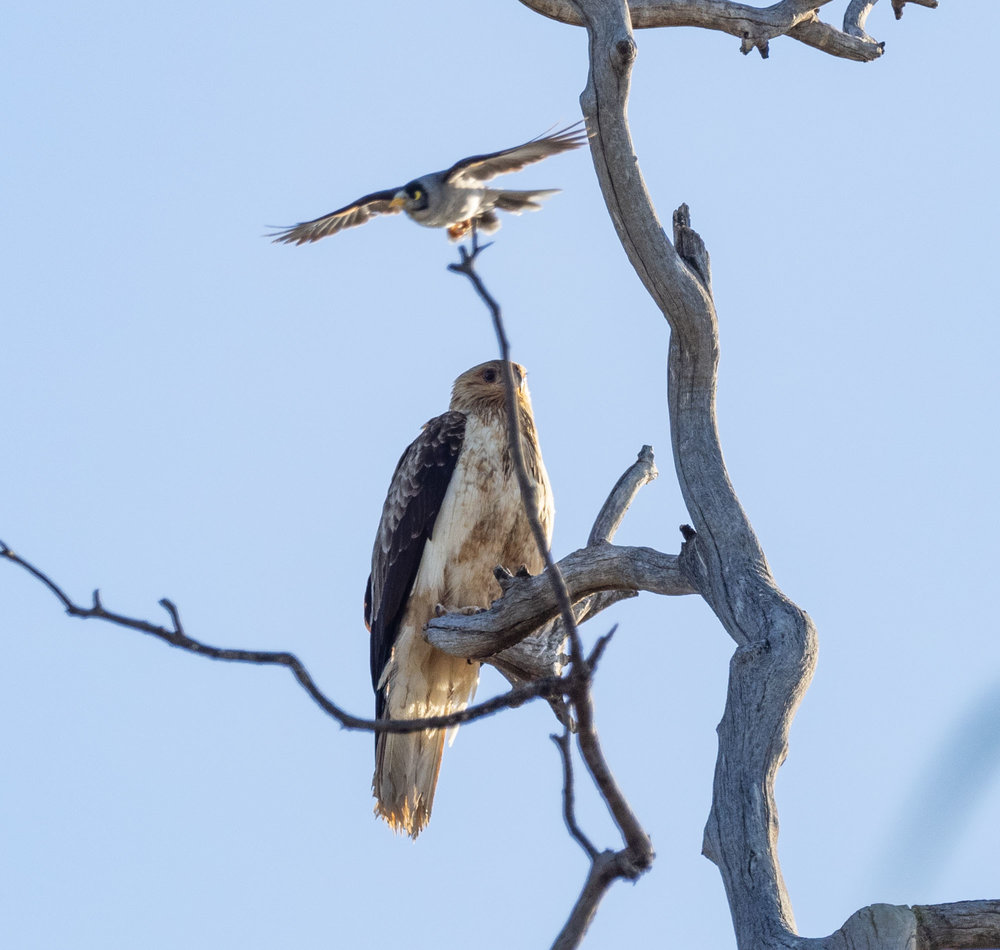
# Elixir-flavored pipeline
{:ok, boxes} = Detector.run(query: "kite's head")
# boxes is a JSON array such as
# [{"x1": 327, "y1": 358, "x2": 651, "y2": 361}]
[{"x1": 450, "y1": 360, "x2": 528, "y2": 413}]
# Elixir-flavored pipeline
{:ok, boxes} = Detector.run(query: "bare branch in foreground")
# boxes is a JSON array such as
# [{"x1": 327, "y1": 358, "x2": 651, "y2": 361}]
[
  {"x1": 552, "y1": 729, "x2": 599, "y2": 860},
  {"x1": 449, "y1": 246, "x2": 656, "y2": 950},
  {"x1": 448, "y1": 243, "x2": 582, "y2": 661},
  {"x1": 0, "y1": 540, "x2": 559, "y2": 736}
]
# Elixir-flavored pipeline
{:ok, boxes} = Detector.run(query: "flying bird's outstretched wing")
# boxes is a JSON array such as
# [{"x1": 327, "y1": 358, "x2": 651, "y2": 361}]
[
  {"x1": 365, "y1": 411, "x2": 466, "y2": 726},
  {"x1": 444, "y1": 121, "x2": 588, "y2": 185},
  {"x1": 269, "y1": 188, "x2": 402, "y2": 245}
]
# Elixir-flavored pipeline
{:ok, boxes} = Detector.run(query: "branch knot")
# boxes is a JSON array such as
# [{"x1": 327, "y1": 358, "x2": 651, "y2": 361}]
[{"x1": 611, "y1": 35, "x2": 637, "y2": 72}]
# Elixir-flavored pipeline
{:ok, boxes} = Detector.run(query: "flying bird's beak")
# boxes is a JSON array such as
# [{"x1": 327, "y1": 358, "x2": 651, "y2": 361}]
[{"x1": 389, "y1": 191, "x2": 407, "y2": 210}]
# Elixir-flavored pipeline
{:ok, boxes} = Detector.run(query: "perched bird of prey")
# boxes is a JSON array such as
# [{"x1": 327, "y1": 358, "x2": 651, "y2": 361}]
[
  {"x1": 271, "y1": 123, "x2": 587, "y2": 245},
  {"x1": 365, "y1": 360, "x2": 554, "y2": 837}
]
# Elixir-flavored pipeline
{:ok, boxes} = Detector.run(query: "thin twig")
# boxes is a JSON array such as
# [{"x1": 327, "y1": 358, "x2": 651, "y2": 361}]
[
  {"x1": 586, "y1": 626, "x2": 617, "y2": 669},
  {"x1": 449, "y1": 246, "x2": 654, "y2": 950},
  {"x1": 0, "y1": 540, "x2": 563, "y2": 735},
  {"x1": 552, "y1": 729, "x2": 599, "y2": 860},
  {"x1": 448, "y1": 245, "x2": 585, "y2": 667}
]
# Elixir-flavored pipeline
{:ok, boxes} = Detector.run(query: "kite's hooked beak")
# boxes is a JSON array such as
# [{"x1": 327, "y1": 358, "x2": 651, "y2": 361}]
[
  {"x1": 514, "y1": 364, "x2": 527, "y2": 393},
  {"x1": 389, "y1": 192, "x2": 407, "y2": 210}
]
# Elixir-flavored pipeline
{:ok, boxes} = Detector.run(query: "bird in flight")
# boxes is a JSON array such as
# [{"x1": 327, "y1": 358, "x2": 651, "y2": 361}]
[
  {"x1": 365, "y1": 360, "x2": 554, "y2": 837},
  {"x1": 270, "y1": 122, "x2": 587, "y2": 245}
]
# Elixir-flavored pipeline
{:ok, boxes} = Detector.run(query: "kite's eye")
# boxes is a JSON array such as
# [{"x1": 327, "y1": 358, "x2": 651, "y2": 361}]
[{"x1": 482, "y1": 368, "x2": 497, "y2": 383}]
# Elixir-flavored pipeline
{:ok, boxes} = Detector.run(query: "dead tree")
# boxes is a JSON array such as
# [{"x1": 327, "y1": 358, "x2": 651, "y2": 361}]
[
  {"x1": 431, "y1": 1, "x2": 1000, "y2": 948},
  {"x1": 5, "y1": 2, "x2": 999, "y2": 949}
]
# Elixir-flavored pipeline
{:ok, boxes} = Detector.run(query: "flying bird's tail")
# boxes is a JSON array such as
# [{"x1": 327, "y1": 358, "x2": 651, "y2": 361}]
[
  {"x1": 489, "y1": 188, "x2": 560, "y2": 214},
  {"x1": 373, "y1": 624, "x2": 479, "y2": 838}
]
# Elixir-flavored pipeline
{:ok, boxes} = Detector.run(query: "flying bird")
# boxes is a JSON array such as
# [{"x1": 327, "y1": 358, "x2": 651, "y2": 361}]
[
  {"x1": 365, "y1": 360, "x2": 554, "y2": 837},
  {"x1": 271, "y1": 123, "x2": 587, "y2": 245}
]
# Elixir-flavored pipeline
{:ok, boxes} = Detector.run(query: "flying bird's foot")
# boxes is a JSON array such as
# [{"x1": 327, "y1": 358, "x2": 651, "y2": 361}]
[
  {"x1": 447, "y1": 221, "x2": 472, "y2": 241},
  {"x1": 447, "y1": 220, "x2": 493, "y2": 258}
]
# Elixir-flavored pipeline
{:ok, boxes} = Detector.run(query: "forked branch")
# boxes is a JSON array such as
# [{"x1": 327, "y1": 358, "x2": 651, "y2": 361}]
[
  {"x1": 544, "y1": 0, "x2": 996, "y2": 948},
  {"x1": 0, "y1": 540, "x2": 565, "y2": 735},
  {"x1": 449, "y1": 245, "x2": 656, "y2": 950},
  {"x1": 519, "y1": 0, "x2": 935, "y2": 61}
]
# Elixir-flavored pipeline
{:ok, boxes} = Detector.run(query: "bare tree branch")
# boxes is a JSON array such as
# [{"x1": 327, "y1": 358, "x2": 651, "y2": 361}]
[
  {"x1": 513, "y1": 1, "x2": 998, "y2": 949},
  {"x1": 486, "y1": 443, "x2": 661, "y2": 728},
  {"x1": 548, "y1": 624, "x2": 654, "y2": 949},
  {"x1": 516, "y1": 0, "x2": 925, "y2": 61},
  {"x1": 448, "y1": 245, "x2": 583, "y2": 661},
  {"x1": 913, "y1": 901, "x2": 1000, "y2": 950},
  {"x1": 0, "y1": 540, "x2": 561, "y2": 736},
  {"x1": 588, "y1": 444, "x2": 657, "y2": 545},
  {"x1": 563, "y1": 0, "x2": 823, "y2": 941},
  {"x1": 428, "y1": 441, "x2": 686, "y2": 660},
  {"x1": 843, "y1": 0, "x2": 936, "y2": 44},
  {"x1": 552, "y1": 728, "x2": 600, "y2": 860},
  {"x1": 449, "y1": 245, "x2": 657, "y2": 950},
  {"x1": 427, "y1": 543, "x2": 693, "y2": 656}
]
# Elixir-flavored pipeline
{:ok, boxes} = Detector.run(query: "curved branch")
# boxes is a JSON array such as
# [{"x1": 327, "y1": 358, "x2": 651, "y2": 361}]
[
  {"x1": 843, "y1": 0, "x2": 936, "y2": 44},
  {"x1": 449, "y1": 244, "x2": 582, "y2": 661},
  {"x1": 449, "y1": 251, "x2": 658, "y2": 950},
  {"x1": 519, "y1": 0, "x2": 894, "y2": 61},
  {"x1": 430, "y1": 443, "x2": 670, "y2": 668},
  {"x1": 588, "y1": 444, "x2": 658, "y2": 545},
  {"x1": 572, "y1": 1, "x2": 814, "y2": 947},
  {"x1": 0, "y1": 540, "x2": 560, "y2": 735},
  {"x1": 426, "y1": 543, "x2": 693, "y2": 657},
  {"x1": 561, "y1": 3, "x2": 993, "y2": 950}
]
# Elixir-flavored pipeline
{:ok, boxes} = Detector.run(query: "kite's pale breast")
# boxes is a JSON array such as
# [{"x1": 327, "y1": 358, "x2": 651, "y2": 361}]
[{"x1": 414, "y1": 413, "x2": 551, "y2": 611}]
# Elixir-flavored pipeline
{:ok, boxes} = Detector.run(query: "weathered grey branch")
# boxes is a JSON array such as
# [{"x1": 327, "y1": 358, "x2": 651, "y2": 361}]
[
  {"x1": 570, "y1": 0, "x2": 817, "y2": 935},
  {"x1": 518, "y1": 0, "x2": 906, "y2": 61},
  {"x1": 429, "y1": 442, "x2": 676, "y2": 668},
  {"x1": 815, "y1": 901, "x2": 1000, "y2": 950},
  {"x1": 569, "y1": 0, "x2": 818, "y2": 942},
  {"x1": 535, "y1": 1, "x2": 996, "y2": 949},
  {"x1": 588, "y1": 444, "x2": 658, "y2": 545},
  {"x1": 913, "y1": 900, "x2": 1000, "y2": 950},
  {"x1": 427, "y1": 544, "x2": 693, "y2": 657},
  {"x1": 491, "y1": 590, "x2": 636, "y2": 684},
  {"x1": 843, "y1": 0, "x2": 936, "y2": 45}
]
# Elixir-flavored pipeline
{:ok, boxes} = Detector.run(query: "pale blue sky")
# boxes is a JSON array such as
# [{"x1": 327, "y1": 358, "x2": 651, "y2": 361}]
[{"x1": 2, "y1": 3, "x2": 997, "y2": 948}]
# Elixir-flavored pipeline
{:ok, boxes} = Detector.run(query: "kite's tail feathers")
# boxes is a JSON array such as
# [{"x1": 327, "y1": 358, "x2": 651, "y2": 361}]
[
  {"x1": 372, "y1": 635, "x2": 480, "y2": 838},
  {"x1": 373, "y1": 727, "x2": 446, "y2": 839},
  {"x1": 490, "y1": 188, "x2": 561, "y2": 215}
]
